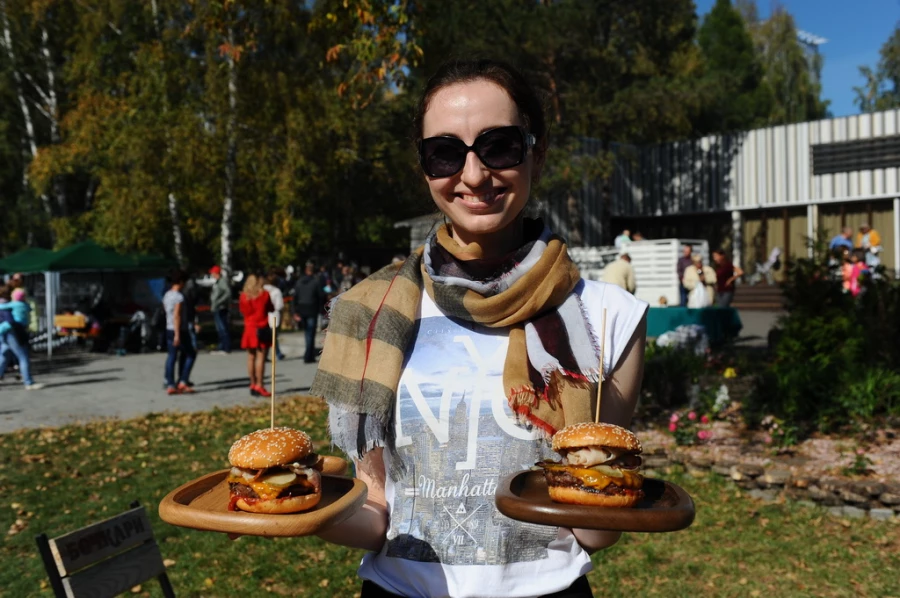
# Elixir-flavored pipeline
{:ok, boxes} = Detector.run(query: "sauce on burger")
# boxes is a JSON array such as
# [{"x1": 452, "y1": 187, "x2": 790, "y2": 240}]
[
  {"x1": 227, "y1": 427, "x2": 323, "y2": 514},
  {"x1": 538, "y1": 422, "x2": 644, "y2": 507}
]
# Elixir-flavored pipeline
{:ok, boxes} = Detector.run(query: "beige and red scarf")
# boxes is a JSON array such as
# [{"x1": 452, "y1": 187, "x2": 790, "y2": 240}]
[{"x1": 310, "y1": 219, "x2": 602, "y2": 476}]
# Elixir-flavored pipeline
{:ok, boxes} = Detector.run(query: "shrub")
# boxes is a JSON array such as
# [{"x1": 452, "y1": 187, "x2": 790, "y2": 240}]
[
  {"x1": 748, "y1": 233, "x2": 900, "y2": 434},
  {"x1": 639, "y1": 343, "x2": 707, "y2": 414}
]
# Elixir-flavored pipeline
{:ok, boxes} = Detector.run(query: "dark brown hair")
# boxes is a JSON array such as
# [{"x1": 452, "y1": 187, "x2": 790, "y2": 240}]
[{"x1": 413, "y1": 59, "x2": 547, "y2": 158}]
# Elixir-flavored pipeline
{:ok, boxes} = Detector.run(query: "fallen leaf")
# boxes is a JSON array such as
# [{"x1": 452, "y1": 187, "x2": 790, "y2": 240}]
[
  {"x1": 7, "y1": 518, "x2": 27, "y2": 535},
  {"x1": 131, "y1": 585, "x2": 142, "y2": 593},
  {"x1": 163, "y1": 559, "x2": 176, "y2": 567},
  {"x1": 319, "y1": 579, "x2": 329, "y2": 588}
]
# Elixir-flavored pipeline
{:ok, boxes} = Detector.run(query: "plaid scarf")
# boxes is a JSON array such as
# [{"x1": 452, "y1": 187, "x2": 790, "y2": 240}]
[{"x1": 310, "y1": 219, "x2": 602, "y2": 477}]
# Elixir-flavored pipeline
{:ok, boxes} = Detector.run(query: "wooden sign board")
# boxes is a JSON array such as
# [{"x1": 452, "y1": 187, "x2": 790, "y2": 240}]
[{"x1": 48, "y1": 507, "x2": 155, "y2": 576}]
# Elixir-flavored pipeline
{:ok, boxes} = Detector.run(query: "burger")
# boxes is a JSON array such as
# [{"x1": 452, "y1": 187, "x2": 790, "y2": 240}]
[
  {"x1": 226, "y1": 427, "x2": 323, "y2": 514},
  {"x1": 537, "y1": 422, "x2": 644, "y2": 507}
]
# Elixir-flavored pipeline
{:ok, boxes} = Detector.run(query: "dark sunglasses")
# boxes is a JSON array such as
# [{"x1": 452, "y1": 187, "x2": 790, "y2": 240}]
[{"x1": 418, "y1": 125, "x2": 536, "y2": 178}]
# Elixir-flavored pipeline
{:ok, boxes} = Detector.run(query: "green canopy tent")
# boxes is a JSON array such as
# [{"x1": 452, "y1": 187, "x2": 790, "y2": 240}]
[
  {"x1": 0, "y1": 241, "x2": 173, "y2": 357},
  {"x1": 0, "y1": 247, "x2": 55, "y2": 274}
]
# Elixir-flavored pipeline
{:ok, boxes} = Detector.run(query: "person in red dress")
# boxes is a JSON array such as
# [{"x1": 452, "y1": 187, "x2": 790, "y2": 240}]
[{"x1": 238, "y1": 273, "x2": 274, "y2": 397}]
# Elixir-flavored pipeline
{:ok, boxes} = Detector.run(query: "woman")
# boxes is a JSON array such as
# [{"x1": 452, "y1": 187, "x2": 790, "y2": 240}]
[
  {"x1": 682, "y1": 254, "x2": 717, "y2": 308},
  {"x1": 310, "y1": 59, "x2": 648, "y2": 598},
  {"x1": 0, "y1": 286, "x2": 43, "y2": 390},
  {"x1": 238, "y1": 274, "x2": 273, "y2": 397}
]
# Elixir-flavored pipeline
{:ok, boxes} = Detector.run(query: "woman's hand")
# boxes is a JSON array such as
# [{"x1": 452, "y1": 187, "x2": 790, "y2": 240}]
[
  {"x1": 315, "y1": 448, "x2": 389, "y2": 552},
  {"x1": 571, "y1": 315, "x2": 647, "y2": 554}
]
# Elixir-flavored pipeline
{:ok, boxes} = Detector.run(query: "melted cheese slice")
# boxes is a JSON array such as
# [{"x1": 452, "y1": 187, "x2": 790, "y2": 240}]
[
  {"x1": 227, "y1": 472, "x2": 296, "y2": 500},
  {"x1": 542, "y1": 464, "x2": 643, "y2": 491}
]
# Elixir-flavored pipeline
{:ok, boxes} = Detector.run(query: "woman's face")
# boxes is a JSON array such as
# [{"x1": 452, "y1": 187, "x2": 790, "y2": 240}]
[{"x1": 421, "y1": 79, "x2": 538, "y2": 251}]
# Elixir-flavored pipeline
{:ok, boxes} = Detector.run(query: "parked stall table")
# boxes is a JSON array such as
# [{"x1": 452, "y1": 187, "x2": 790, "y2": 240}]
[{"x1": 646, "y1": 307, "x2": 742, "y2": 345}]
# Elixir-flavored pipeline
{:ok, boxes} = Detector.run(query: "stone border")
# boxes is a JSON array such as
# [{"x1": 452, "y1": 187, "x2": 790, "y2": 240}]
[{"x1": 642, "y1": 449, "x2": 900, "y2": 521}]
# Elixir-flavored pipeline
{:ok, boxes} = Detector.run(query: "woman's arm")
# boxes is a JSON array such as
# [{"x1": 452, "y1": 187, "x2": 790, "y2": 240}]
[
  {"x1": 571, "y1": 314, "x2": 647, "y2": 554},
  {"x1": 173, "y1": 302, "x2": 182, "y2": 346},
  {"x1": 316, "y1": 448, "x2": 389, "y2": 552}
]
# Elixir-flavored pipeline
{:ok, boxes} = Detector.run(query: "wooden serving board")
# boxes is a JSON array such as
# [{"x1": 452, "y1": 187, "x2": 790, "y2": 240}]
[
  {"x1": 158, "y1": 457, "x2": 366, "y2": 537},
  {"x1": 495, "y1": 470, "x2": 695, "y2": 533}
]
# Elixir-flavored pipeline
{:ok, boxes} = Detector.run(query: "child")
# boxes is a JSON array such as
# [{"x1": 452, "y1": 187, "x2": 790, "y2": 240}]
[
  {"x1": 848, "y1": 250, "x2": 869, "y2": 298},
  {"x1": 0, "y1": 288, "x2": 43, "y2": 390}
]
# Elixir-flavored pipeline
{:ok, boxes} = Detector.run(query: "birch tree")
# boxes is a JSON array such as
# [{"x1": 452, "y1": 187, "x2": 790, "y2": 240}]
[{"x1": 0, "y1": 0, "x2": 51, "y2": 218}]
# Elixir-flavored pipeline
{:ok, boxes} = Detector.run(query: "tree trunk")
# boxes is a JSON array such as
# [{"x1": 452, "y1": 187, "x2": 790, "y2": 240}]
[
  {"x1": 40, "y1": 25, "x2": 66, "y2": 216},
  {"x1": 168, "y1": 192, "x2": 185, "y2": 266},
  {"x1": 221, "y1": 26, "x2": 237, "y2": 274},
  {"x1": 0, "y1": 0, "x2": 52, "y2": 218},
  {"x1": 151, "y1": 0, "x2": 186, "y2": 267}
]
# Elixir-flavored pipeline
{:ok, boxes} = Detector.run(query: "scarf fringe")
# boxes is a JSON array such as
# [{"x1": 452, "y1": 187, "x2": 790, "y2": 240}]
[
  {"x1": 511, "y1": 405, "x2": 557, "y2": 439},
  {"x1": 537, "y1": 364, "x2": 600, "y2": 388}
]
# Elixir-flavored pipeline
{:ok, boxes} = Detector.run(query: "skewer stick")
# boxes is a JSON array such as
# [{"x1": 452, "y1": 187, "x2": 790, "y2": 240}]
[
  {"x1": 594, "y1": 308, "x2": 608, "y2": 424},
  {"x1": 269, "y1": 314, "x2": 277, "y2": 429}
]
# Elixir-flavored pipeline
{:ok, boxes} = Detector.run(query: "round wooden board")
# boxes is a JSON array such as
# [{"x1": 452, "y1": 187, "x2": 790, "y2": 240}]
[
  {"x1": 158, "y1": 457, "x2": 366, "y2": 537},
  {"x1": 495, "y1": 470, "x2": 695, "y2": 533}
]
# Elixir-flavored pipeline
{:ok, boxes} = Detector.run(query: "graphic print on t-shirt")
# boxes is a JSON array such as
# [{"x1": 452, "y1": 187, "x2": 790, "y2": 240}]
[{"x1": 385, "y1": 315, "x2": 558, "y2": 566}]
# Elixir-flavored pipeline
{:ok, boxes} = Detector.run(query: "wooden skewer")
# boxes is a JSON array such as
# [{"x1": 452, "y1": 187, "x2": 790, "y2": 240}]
[
  {"x1": 270, "y1": 314, "x2": 277, "y2": 429},
  {"x1": 594, "y1": 308, "x2": 607, "y2": 424}
]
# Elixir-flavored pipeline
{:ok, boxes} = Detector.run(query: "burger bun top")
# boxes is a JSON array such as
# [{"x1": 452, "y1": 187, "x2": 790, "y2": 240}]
[
  {"x1": 228, "y1": 426, "x2": 312, "y2": 469},
  {"x1": 552, "y1": 422, "x2": 642, "y2": 454}
]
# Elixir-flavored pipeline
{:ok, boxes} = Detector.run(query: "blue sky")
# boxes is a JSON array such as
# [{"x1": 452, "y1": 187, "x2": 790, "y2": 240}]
[{"x1": 695, "y1": 0, "x2": 900, "y2": 117}]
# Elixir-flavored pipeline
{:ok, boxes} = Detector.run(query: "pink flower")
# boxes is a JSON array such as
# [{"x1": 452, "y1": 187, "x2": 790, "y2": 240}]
[
  {"x1": 668, "y1": 422, "x2": 678, "y2": 432},
  {"x1": 670, "y1": 413, "x2": 680, "y2": 423},
  {"x1": 856, "y1": 448, "x2": 865, "y2": 455},
  {"x1": 697, "y1": 430, "x2": 710, "y2": 441},
  {"x1": 763, "y1": 434, "x2": 773, "y2": 444},
  {"x1": 700, "y1": 415, "x2": 710, "y2": 424},
  {"x1": 688, "y1": 411, "x2": 697, "y2": 421}
]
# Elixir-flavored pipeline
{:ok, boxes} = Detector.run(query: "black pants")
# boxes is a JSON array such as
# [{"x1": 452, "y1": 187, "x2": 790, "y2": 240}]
[{"x1": 360, "y1": 575, "x2": 593, "y2": 598}]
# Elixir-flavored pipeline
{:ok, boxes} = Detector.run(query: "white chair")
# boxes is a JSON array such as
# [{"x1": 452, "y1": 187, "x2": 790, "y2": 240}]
[{"x1": 748, "y1": 247, "x2": 782, "y2": 286}]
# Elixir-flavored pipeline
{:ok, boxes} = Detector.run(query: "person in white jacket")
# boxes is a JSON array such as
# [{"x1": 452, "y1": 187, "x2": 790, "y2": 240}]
[
  {"x1": 682, "y1": 254, "x2": 717, "y2": 307},
  {"x1": 263, "y1": 270, "x2": 286, "y2": 360}
]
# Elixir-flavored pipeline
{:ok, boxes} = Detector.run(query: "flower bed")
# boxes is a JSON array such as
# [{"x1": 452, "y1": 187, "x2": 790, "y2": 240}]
[{"x1": 636, "y1": 423, "x2": 900, "y2": 521}]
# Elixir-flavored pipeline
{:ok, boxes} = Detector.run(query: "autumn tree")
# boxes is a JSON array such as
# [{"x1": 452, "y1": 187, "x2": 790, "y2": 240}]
[
  {"x1": 855, "y1": 23, "x2": 900, "y2": 112},
  {"x1": 740, "y1": 2, "x2": 828, "y2": 124}
]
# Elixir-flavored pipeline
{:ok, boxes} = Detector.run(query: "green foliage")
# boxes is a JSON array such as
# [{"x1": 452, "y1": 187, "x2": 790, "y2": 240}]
[
  {"x1": 855, "y1": 23, "x2": 900, "y2": 112},
  {"x1": 750, "y1": 234, "x2": 900, "y2": 434},
  {"x1": 696, "y1": 0, "x2": 772, "y2": 133},
  {"x1": 841, "y1": 447, "x2": 875, "y2": 477},
  {"x1": 0, "y1": 0, "x2": 832, "y2": 265},
  {"x1": 639, "y1": 342, "x2": 707, "y2": 414},
  {"x1": 743, "y1": 6, "x2": 829, "y2": 123}
]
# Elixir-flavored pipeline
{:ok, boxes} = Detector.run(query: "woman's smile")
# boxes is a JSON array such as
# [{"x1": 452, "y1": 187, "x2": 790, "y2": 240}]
[{"x1": 421, "y1": 79, "x2": 537, "y2": 256}]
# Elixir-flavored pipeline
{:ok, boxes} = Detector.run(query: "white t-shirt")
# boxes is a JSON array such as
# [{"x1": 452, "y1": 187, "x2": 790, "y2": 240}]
[
  {"x1": 263, "y1": 284, "x2": 284, "y2": 326},
  {"x1": 357, "y1": 280, "x2": 648, "y2": 598},
  {"x1": 162, "y1": 290, "x2": 185, "y2": 331}
]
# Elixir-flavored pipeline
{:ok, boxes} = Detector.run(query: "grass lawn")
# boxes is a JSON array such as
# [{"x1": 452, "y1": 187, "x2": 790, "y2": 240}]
[{"x1": 2, "y1": 396, "x2": 899, "y2": 598}]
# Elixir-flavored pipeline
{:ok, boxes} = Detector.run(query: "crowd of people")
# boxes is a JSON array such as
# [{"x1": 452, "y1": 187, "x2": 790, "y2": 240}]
[
  {"x1": 829, "y1": 223, "x2": 883, "y2": 297},
  {"x1": 159, "y1": 259, "x2": 364, "y2": 396},
  {"x1": 602, "y1": 230, "x2": 744, "y2": 309}
]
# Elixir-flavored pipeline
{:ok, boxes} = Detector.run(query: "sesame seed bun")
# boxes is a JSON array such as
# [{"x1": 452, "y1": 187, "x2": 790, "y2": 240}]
[
  {"x1": 551, "y1": 422, "x2": 642, "y2": 454},
  {"x1": 228, "y1": 427, "x2": 312, "y2": 469},
  {"x1": 233, "y1": 493, "x2": 321, "y2": 514},
  {"x1": 547, "y1": 485, "x2": 642, "y2": 508}
]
